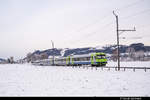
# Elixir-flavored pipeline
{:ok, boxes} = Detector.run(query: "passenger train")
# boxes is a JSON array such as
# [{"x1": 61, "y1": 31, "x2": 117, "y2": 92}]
[{"x1": 32, "y1": 52, "x2": 107, "y2": 67}]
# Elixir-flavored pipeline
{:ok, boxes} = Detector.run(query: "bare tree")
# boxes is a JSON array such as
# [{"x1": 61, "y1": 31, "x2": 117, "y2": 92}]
[
  {"x1": 111, "y1": 49, "x2": 118, "y2": 61},
  {"x1": 40, "y1": 53, "x2": 48, "y2": 60},
  {"x1": 134, "y1": 50, "x2": 145, "y2": 61},
  {"x1": 26, "y1": 52, "x2": 32, "y2": 63},
  {"x1": 126, "y1": 47, "x2": 135, "y2": 61},
  {"x1": 10, "y1": 56, "x2": 14, "y2": 64}
]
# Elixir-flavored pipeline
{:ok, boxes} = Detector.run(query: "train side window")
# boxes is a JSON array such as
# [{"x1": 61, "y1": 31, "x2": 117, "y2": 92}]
[
  {"x1": 76, "y1": 58, "x2": 78, "y2": 61},
  {"x1": 82, "y1": 58, "x2": 85, "y2": 61},
  {"x1": 78, "y1": 58, "x2": 81, "y2": 61},
  {"x1": 87, "y1": 57, "x2": 90, "y2": 61},
  {"x1": 81, "y1": 57, "x2": 86, "y2": 61},
  {"x1": 83, "y1": 58, "x2": 86, "y2": 61},
  {"x1": 81, "y1": 58, "x2": 84, "y2": 61},
  {"x1": 86, "y1": 57, "x2": 89, "y2": 61},
  {"x1": 78, "y1": 58, "x2": 80, "y2": 61},
  {"x1": 77, "y1": 58, "x2": 80, "y2": 61}
]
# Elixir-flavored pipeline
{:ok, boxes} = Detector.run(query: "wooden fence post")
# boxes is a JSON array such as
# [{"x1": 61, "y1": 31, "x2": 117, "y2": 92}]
[
  {"x1": 145, "y1": 67, "x2": 146, "y2": 72},
  {"x1": 115, "y1": 67, "x2": 117, "y2": 71},
  {"x1": 95, "y1": 67, "x2": 97, "y2": 70},
  {"x1": 133, "y1": 68, "x2": 135, "y2": 72}
]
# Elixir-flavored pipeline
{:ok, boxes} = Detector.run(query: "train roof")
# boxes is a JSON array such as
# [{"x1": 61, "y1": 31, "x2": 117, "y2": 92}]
[
  {"x1": 71, "y1": 54, "x2": 91, "y2": 58},
  {"x1": 70, "y1": 52, "x2": 106, "y2": 58}
]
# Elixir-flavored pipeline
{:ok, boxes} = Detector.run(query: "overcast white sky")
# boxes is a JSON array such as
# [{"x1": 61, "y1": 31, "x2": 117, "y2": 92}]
[{"x1": 0, "y1": 0, "x2": 150, "y2": 60}]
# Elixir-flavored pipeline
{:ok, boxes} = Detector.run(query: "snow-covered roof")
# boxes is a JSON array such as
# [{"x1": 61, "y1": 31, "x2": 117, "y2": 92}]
[
  {"x1": 95, "y1": 45, "x2": 104, "y2": 50},
  {"x1": 71, "y1": 52, "x2": 103, "y2": 58},
  {"x1": 71, "y1": 54, "x2": 91, "y2": 58}
]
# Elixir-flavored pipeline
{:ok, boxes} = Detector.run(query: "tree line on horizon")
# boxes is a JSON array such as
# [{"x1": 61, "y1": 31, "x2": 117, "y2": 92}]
[
  {"x1": 22, "y1": 43, "x2": 150, "y2": 63},
  {"x1": 1, "y1": 43, "x2": 149, "y2": 64}
]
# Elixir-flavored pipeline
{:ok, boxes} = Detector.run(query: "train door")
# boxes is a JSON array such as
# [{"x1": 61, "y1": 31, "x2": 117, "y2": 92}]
[
  {"x1": 66, "y1": 56, "x2": 70, "y2": 66},
  {"x1": 91, "y1": 54, "x2": 96, "y2": 66},
  {"x1": 71, "y1": 57, "x2": 74, "y2": 65}
]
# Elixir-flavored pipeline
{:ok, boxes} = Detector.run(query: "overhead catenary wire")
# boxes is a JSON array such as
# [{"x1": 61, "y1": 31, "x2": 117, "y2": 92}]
[
  {"x1": 118, "y1": 8, "x2": 150, "y2": 41},
  {"x1": 114, "y1": 0, "x2": 150, "y2": 29},
  {"x1": 63, "y1": 12, "x2": 114, "y2": 44},
  {"x1": 73, "y1": 13, "x2": 112, "y2": 33},
  {"x1": 64, "y1": 0, "x2": 149, "y2": 48},
  {"x1": 67, "y1": 3, "x2": 143, "y2": 42},
  {"x1": 120, "y1": 8, "x2": 150, "y2": 20},
  {"x1": 137, "y1": 24, "x2": 150, "y2": 30},
  {"x1": 69, "y1": 13, "x2": 112, "y2": 35},
  {"x1": 115, "y1": 0, "x2": 144, "y2": 12},
  {"x1": 114, "y1": 2, "x2": 150, "y2": 45},
  {"x1": 67, "y1": 21, "x2": 114, "y2": 45}
]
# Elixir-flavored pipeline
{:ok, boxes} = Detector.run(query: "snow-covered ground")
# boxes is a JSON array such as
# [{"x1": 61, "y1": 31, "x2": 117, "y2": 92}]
[
  {"x1": 0, "y1": 62, "x2": 150, "y2": 97},
  {"x1": 107, "y1": 61, "x2": 150, "y2": 67}
]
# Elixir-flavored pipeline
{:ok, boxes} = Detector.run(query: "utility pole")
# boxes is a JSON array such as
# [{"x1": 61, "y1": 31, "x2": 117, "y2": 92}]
[
  {"x1": 51, "y1": 40, "x2": 54, "y2": 66},
  {"x1": 113, "y1": 11, "x2": 136, "y2": 71}
]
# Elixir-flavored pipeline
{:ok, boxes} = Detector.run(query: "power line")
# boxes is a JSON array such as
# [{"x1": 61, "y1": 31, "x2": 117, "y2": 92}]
[
  {"x1": 67, "y1": 21, "x2": 114, "y2": 45},
  {"x1": 63, "y1": 0, "x2": 147, "y2": 48},
  {"x1": 137, "y1": 24, "x2": 150, "y2": 29},
  {"x1": 121, "y1": 8, "x2": 150, "y2": 20},
  {"x1": 115, "y1": 0, "x2": 144, "y2": 12},
  {"x1": 113, "y1": 11, "x2": 136, "y2": 71},
  {"x1": 66, "y1": 1, "x2": 145, "y2": 43},
  {"x1": 64, "y1": 0, "x2": 145, "y2": 45},
  {"x1": 74, "y1": 0, "x2": 144, "y2": 34},
  {"x1": 74, "y1": 13, "x2": 112, "y2": 33},
  {"x1": 67, "y1": 12, "x2": 112, "y2": 35}
]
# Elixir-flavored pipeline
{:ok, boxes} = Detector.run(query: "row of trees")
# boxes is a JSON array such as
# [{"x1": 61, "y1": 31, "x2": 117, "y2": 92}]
[
  {"x1": 25, "y1": 46, "x2": 150, "y2": 63},
  {"x1": 111, "y1": 47, "x2": 150, "y2": 61},
  {"x1": 26, "y1": 52, "x2": 49, "y2": 63}
]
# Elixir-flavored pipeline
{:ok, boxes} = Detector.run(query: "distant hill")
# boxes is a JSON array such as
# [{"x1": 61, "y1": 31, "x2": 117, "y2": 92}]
[
  {"x1": 32, "y1": 43, "x2": 150, "y2": 57},
  {"x1": 24, "y1": 43, "x2": 150, "y2": 62},
  {"x1": 0, "y1": 58, "x2": 6, "y2": 62}
]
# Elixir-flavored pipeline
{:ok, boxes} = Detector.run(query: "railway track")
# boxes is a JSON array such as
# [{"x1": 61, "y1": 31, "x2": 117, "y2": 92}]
[
  {"x1": 32, "y1": 62, "x2": 150, "y2": 72},
  {"x1": 105, "y1": 66, "x2": 150, "y2": 72},
  {"x1": 105, "y1": 66, "x2": 150, "y2": 69},
  {"x1": 71, "y1": 65, "x2": 150, "y2": 72}
]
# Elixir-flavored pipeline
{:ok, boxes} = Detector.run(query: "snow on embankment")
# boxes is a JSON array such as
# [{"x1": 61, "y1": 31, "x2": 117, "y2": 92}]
[
  {"x1": 107, "y1": 61, "x2": 150, "y2": 67},
  {"x1": 0, "y1": 63, "x2": 150, "y2": 96}
]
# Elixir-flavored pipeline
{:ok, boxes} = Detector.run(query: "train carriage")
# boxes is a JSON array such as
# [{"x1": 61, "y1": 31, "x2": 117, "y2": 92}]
[
  {"x1": 31, "y1": 52, "x2": 107, "y2": 67},
  {"x1": 55, "y1": 52, "x2": 107, "y2": 66},
  {"x1": 54, "y1": 57, "x2": 67, "y2": 66},
  {"x1": 70, "y1": 52, "x2": 107, "y2": 66}
]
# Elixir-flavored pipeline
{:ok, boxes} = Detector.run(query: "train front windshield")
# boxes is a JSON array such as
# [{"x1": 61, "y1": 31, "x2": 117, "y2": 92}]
[{"x1": 97, "y1": 55, "x2": 106, "y2": 59}]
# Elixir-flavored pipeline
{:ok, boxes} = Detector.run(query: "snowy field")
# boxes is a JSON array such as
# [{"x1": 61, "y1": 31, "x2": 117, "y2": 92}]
[
  {"x1": 0, "y1": 62, "x2": 150, "y2": 97},
  {"x1": 107, "y1": 61, "x2": 150, "y2": 67}
]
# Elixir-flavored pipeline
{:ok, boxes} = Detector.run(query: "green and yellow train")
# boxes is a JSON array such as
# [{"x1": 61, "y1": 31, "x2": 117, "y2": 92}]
[{"x1": 32, "y1": 52, "x2": 107, "y2": 67}]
